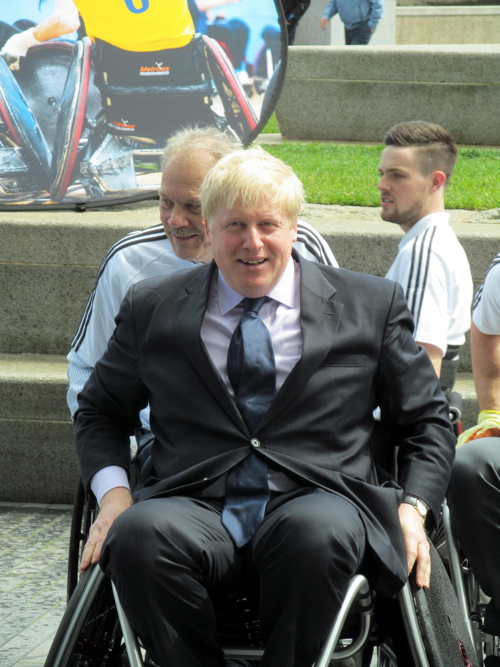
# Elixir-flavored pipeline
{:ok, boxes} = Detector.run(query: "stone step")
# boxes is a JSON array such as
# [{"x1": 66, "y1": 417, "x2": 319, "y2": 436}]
[
  {"x1": 1, "y1": 203, "x2": 498, "y2": 368},
  {"x1": 0, "y1": 353, "x2": 77, "y2": 504},
  {"x1": 0, "y1": 351, "x2": 478, "y2": 503}
]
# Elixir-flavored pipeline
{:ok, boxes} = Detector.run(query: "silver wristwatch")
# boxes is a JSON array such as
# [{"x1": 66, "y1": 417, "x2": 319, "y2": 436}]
[{"x1": 403, "y1": 494, "x2": 429, "y2": 519}]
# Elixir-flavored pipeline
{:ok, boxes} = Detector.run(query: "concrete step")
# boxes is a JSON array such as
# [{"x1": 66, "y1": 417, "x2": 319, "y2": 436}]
[
  {"x1": 0, "y1": 353, "x2": 77, "y2": 504},
  {"x1": 0, "y1": 351, "x2": 478, "y2": 503},
  {"x1": 0, "y1": 201, "x2": 160, "y2": 356},
  {"x1": 1, "y1": 202, "x2": 499, "y2": 368}
]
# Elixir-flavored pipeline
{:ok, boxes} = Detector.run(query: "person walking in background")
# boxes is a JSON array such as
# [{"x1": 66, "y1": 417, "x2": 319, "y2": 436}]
[
  {"x1": 320, "y1": 0, "x2": 382, "y2": 45},
  {"x1": 281, "y1": 0, "x2": 311, "y2": 45}
]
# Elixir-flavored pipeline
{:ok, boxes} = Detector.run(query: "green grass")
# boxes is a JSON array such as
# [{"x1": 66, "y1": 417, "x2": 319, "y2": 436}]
[
  {"x1": 261, "y1": 112, "x2": 280, "y2": 134},
  {"x1": 260, "y1": 142, "x2": 500, "y2": 210}
]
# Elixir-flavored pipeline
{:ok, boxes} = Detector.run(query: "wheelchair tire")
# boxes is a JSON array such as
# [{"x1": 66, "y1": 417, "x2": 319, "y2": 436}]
[
  {"x1": 67, "y1": 480, "x2": 97, "y2": 601},
  {"x1": 44, "y1": 564, "x2": 129, "y2": 667},
  {"x1": 50, "y1": 37, "x2": 92, "y2": 202},
  {"x1": 411, "y1": 541, "x2": 479, "y2": 667},
  {"x1": 0, "y1": 53, "x2": 52, "y2": 190},
  {"x1": 202, "y1": 35, "x2": 257, "y2": 143}
]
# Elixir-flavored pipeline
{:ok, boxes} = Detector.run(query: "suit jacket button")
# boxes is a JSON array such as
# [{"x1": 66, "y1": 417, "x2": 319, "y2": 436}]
[{"x1": 251, "y1": 438, "x2": 261, "y2": 448}]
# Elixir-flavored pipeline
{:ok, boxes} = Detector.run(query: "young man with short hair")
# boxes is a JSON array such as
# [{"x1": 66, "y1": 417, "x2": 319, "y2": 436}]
[{"x1": 378, "y1": 120, "x2": 472, "y2": 394}]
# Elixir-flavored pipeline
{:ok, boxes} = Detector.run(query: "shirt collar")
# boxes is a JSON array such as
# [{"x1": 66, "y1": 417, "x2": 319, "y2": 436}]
[
  {"x1": 217, "y1": 257, "x2": 297, "y2": 316},
  {"x1": 399, "y1": 211, "x2": 450, "y2": 250}
]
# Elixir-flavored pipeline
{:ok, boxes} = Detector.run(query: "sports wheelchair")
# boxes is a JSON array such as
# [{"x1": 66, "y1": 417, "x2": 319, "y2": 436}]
[
  {"x1": 0, "y1": 33, "x2": 257, "y2": 203},
  {"x1": 48, "y1": 427, "x2": 477, "y2": 667}
]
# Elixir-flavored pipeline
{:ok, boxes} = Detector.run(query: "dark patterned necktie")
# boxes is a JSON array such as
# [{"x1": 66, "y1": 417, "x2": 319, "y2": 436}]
[{"x1": 222, "y1": 297, "x2": 276, "y2": 547}]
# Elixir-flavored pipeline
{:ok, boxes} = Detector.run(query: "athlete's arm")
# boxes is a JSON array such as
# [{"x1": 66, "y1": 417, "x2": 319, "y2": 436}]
[
  {"x1": 34, "y1": 0, "x2": 80, "y2": 42},
  {"x1": 417, "y1": 341, "x2": 442, "y2": 377}
]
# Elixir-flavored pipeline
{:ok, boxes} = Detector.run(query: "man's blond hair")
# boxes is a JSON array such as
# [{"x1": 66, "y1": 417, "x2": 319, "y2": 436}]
[{"x1": 201, "y1": 146, "x2": 304, "y2": 226}]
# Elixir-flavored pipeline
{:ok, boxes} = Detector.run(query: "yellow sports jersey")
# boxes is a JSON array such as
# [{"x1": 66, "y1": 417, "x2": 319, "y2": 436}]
[{"x1": 76, "y1": 0, "x2": 195, "y2": 51}]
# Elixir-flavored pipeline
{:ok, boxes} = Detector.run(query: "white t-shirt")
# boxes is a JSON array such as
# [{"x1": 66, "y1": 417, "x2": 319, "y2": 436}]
[
  {"x1": 385, "y1": 212, "x2": 472, "y2": 356},
  {"x1": 473, "y1": 255, "x2": 500, "y2": 335}
]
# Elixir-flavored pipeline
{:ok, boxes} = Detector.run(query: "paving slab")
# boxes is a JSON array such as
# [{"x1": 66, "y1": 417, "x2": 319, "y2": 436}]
[{"x1": 0, "y1": 502, "x2": 72, "y2": 667}]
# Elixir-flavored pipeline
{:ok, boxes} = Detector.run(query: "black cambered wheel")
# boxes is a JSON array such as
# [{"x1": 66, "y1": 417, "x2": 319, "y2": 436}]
[
  {"x1": 50, "y1": 37, "x2": 92, "y2": 202},
  {"x1": 67, "y1": 480, "x2": 96, "y2": 601},
  {"x1": 202, "y1": 35, "x2": 257, "y2": 143},
  {"x1": 44, "y1": 564, "x2": 129, "y2": 667}
]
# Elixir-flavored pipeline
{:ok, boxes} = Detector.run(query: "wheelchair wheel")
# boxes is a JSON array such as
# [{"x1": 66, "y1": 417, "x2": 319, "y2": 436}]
[
  {"x1": 0, "y1": 53, "x2": 51, "y2": 190},
  {"x1": 411, "y1": 541, "x2": 479, "y2": 667},
  {"x1": 202, "y1": 35, "x2": 257, "y2": 143},
  {"x1": 13, "y1": 41, "x2": 74, "y2": 151},
  {"x1": 50, "y1": 37, "x2": 92, "y2": 202},
  {"x1": 67, "y1": 479, "x2": 97, "y2": 601},
  {"x1": 45, "y1": 564, "x2": 129, "y2": 667}
]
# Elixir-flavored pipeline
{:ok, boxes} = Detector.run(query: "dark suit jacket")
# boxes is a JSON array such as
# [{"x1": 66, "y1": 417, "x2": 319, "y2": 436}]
[{"x1": 75, "y1": 253, "x2": 455, "y2": 595}]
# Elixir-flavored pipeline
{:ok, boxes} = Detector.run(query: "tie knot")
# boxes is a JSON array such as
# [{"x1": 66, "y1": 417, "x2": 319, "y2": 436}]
[{"x1": 243, "y1": 296, "x2": 267, "y2": 314}]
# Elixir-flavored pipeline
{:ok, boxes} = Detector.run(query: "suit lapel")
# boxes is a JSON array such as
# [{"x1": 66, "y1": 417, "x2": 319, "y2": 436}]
[
  {"x1": 171, "y1": 262, "x2": 249, "y2": 433},
  {"x1": 260, "y1": 255, "x2": 344, "y2": 427}
]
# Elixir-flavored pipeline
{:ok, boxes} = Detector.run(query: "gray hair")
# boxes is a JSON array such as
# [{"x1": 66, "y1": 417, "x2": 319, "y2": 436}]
[{"x1": 161, "y1": 126, "x2": 242, "y2": 170}]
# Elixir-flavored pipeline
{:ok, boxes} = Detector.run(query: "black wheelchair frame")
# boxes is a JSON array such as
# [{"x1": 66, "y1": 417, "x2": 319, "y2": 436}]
[
  {"x1": 56, "y1": 419, "x2": 478, "y2": 667},
  {"x1": 442, "y1": 500, "x2": 500, "y2": 666},
  {"x1": 49, "y1": 522, "x2": 479, "y2": 667}
]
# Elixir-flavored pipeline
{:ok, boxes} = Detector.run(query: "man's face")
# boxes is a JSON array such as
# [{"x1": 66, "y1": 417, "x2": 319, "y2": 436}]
[
  {"x1": 377, "y1": 146, "x2": 436, "y2": 230},
  {"x1": 159, "y1": 152, "x2": 215, "y2": 263},
  {"x1": 206, "y1": 201, "x2": 298, "y2": 298}
]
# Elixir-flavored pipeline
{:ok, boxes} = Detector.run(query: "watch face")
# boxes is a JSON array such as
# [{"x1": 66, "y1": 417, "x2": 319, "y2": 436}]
[{"x1": 416, "y1": 499, "x2": 427, "y2": 516}]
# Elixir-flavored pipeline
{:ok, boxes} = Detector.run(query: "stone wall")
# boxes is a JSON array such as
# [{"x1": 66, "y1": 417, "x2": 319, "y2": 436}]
[
  {"x1": 397, "y1": 5, "x2": 500, "y2": 44},
  {"x1": 276, "y1": 44, "x2": 500, "y2": 145}
]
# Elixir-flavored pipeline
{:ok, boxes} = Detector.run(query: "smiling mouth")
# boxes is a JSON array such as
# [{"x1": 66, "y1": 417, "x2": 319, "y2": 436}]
[
  {"x1": 171, "y1": 232, "x2": 200, "y2": 239},
  {"x1": 239, "y1": 259, "x2": 267, "y2": 265}
]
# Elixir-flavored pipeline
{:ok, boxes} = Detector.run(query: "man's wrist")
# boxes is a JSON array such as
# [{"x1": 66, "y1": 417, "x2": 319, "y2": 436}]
[{"x1": 402, "y1": 494, "x2": 429, "y2": 520}]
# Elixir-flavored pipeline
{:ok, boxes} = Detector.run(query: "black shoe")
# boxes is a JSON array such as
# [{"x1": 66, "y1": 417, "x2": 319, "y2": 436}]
[
  {"x1": 483, "y1": 599, "x2": 500, "y2": 636},
  {"x1": 484, "y1": 657, "x2": 500, "y2": 666}
]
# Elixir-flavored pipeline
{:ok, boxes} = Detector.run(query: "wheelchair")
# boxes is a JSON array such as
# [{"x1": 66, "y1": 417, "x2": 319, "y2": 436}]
[
  {"x1": 442, "y1": 481, "x2": 500, "y2": 665},
  {"x1": 0, "y1": 32, "x2": 257, "y2": 203},
  {"x1": 53, "y1": 425, "x2": 478, "y2": 667}
]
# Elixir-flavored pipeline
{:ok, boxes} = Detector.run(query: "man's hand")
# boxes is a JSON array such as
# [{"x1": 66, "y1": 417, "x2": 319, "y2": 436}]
[
  {"x1": 398, "y1": 502, "x2": 430, "y2": 588},
  {"x1": 79, "y1": 487, "x2": 133, "y2": 573},
  {"x1": 320, "y1": 17, "x2": 329, "y2": 30}
]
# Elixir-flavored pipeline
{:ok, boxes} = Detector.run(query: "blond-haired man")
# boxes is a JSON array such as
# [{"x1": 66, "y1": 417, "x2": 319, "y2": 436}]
[{"x1": 75, "y1": 147, "x2": 454, "y2": 667}]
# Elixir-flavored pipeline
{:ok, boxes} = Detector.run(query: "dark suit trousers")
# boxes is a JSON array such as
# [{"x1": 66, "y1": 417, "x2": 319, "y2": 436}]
[
  {"x1": 448, "y1": 438, "x2": 500, "y2": 622},
  {"x1": 100, "y1": 487, "x2": 366, "y2": 667}
]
